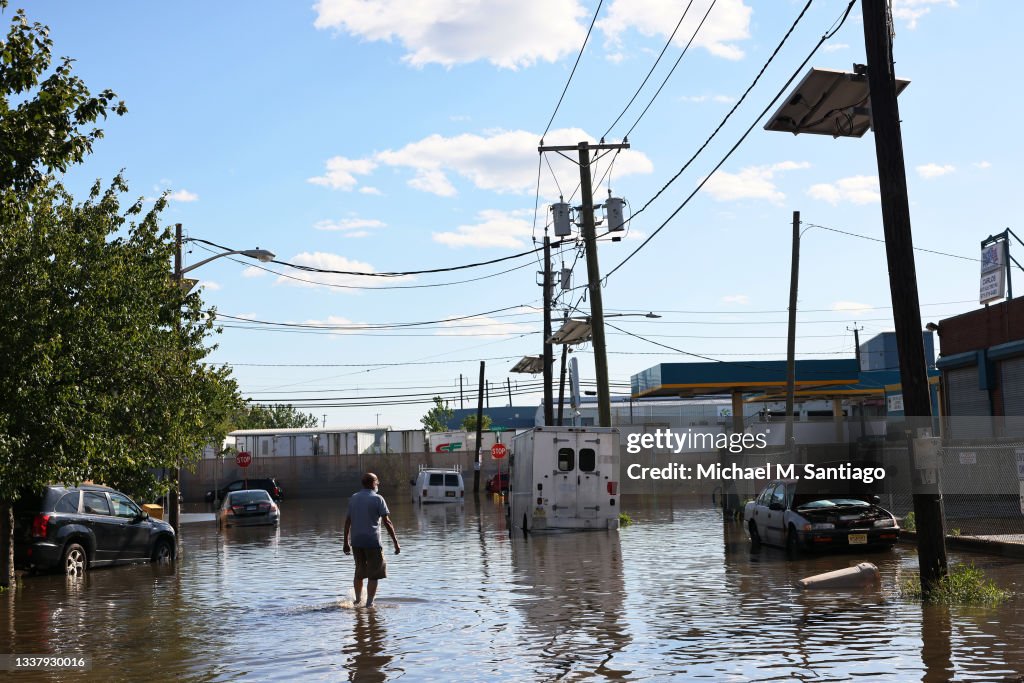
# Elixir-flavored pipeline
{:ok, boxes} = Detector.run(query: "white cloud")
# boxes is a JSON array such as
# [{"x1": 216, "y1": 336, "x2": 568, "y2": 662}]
[
  {"x1": 679, "y1": 94, "x2": 736, "y2": 104},
  {"x1": 703, "y1": 161, "x2": 810, "y2": 204},
  {"x1": 916, "y1": 163, "x2": 955, "y2": 179},
  {"x1": 598, "y1": 0, "x2": 753, "y2": 61},
  {"x1": 359, "y1": 186, "x2": 383, "y2": 195},
  {"x1": 606, "y1": 52, "x2": 625, "y2": 64},
  {"x1": 807, "y1": 175, "x2": 880, "y2": 205},
  {"x1": 307, "y1": 156, "x2": 378, "y2": 190},
  {"x1": 433, "y1": 209, "x2": 533, "y2": 249},
  {"x1": 314, "y1": 127, "x2": 653, "y2": 198},
  {"x1": 314, "y1": 218, "x2": 387, "y2": 231},
  {"x1": 823, "y1": 43, "x2": 849, "y2": 53},
  {"x1": 169, "y1": 189, "x2": 199, "y2": 202},
  {"x1": 242, "y1": 267, "x2": 268, "y2": 278},
  {"x1": 892, "y1": 0, "x2": 957, "y2": 29},
  {"x1": 273, "y1": 252, "x2": 414, "y2": 290},
  {"x1": 722, "y1": 294, "x2": 749, "y2": 305},
  {"x1": 832, "y1": 301, "x2": 874, "y2": 313},
  {"x1": 312, "y1": 0, "x2": 587, "y2": 69},
  {"x1": 342, "y1": 231, "x2": 370, "y2": 239},
  {"x1": 973, "y1": 161, "x2": 992, "y2": 170},
  {"x1": 198, "y1": 280, "x2": 221, "y2": 291}
]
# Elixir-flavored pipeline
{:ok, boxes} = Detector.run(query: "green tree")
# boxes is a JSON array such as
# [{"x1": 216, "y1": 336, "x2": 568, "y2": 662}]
[
  {"x1": 420, "y1": 396, "x2": 454, "y2": 432},
  {"x1": 233, "y1": 402, "x2": 320, "y2": 430},
  {"x1": 0, "y1": 2, "x2": 126, "y2": 192},
  {"x1": 0, "y1": 4, "x2": 239, "y2": 587},
  {"x1": 461, "y1": 414, "x2": 493, "y2": 432}
]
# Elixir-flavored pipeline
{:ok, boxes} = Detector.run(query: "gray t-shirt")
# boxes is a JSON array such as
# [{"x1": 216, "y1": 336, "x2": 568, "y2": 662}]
[{"x1": 347, "y1": 488, "x2": 390, "y2": 548}]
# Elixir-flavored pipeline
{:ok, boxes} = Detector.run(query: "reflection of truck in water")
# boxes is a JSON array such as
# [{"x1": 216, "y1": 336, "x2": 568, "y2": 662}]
[{"x1": 509, "y1": 427, "x2": 621, "y2": 532}]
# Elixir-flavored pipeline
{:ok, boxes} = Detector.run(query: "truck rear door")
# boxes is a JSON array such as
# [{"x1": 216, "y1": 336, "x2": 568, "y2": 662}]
[
  {"x1": 552, "y1": 443, "x2": 577, "y2": 519},
  {"x1": 575, "y1": 435, "x2": 604, "y2": 519}
]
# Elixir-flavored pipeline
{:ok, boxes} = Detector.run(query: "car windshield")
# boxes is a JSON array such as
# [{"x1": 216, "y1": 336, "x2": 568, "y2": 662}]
[
  {"x1": 227, "y1": 491, "x2": 271, "y2": 506},
  {"x1": 795, "y1": 497, "x2": 871, "y2": 509}
]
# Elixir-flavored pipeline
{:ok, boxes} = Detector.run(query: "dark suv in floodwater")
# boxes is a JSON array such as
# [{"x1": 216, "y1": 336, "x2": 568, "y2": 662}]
[
  {"x1": 205, "y1": 477, "x2": 283, "y2": 503},
  {"x1": 13, "y1": 484, "x2": 176, "y2": 575}
]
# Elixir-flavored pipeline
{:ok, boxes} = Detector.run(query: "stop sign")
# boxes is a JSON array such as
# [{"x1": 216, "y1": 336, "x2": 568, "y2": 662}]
[
  {"x1": 236, "y1": 451, "x2": 252, "y2": 468},
  {"x1": 491, "y1": 443, "x2": 507, "y2": 460}
]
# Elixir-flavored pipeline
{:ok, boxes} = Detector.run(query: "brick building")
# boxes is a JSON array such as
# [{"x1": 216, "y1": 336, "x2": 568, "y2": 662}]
[{"x1": 934, "y1": 297, "x2": 1024, "y2": 439}]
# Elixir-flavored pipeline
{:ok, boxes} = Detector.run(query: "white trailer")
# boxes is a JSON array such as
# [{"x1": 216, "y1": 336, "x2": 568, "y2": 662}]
[{"x1": 509, "y1": 426, "x2": 621, "y2": 532}]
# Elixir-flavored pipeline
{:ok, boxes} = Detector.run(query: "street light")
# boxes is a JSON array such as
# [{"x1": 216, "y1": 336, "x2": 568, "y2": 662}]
[
  {"x1": 167, "y1": 223, "x2": 275, "y2": 535},
  {"x1": 546, "y1": 312, "x2": 660, "y2": 425}
]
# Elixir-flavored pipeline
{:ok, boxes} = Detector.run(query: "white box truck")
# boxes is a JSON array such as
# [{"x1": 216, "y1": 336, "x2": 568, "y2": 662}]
[{"x1": 509, "y1": 426, "x2": 621, "y2": 532}]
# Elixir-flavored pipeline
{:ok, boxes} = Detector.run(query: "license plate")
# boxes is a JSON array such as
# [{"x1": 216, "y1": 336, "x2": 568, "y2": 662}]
[
  {"x1": 445, "y1": 491, "x2": 455, "y2": 497},
  {"x1": 246, "y1": 504, "x2": 258, "y2": 512},
  {"x1": 848, "y1": 533, "x2": 868, "y2": 545}
]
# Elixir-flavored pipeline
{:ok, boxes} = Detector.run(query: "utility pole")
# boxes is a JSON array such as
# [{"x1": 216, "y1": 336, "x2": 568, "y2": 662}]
[
  {"x1": 542, "y1": 236, "x2": 555, "y2": 425},
  {"x1": 785, "y1": 211, "x2": 800, "y2": 452},
  {"x1": 168, "y1": 223, "x2": 183, "y2": 535},
  {"x1": 322, "y1": 414, "x2": 327, "y2": 429},
  {"x1": 557, "y1": 345, "x2": 569, "y2": 426},
  {"x1": 849, "y1": 323, "x2": 863, "y2": 369},
  {"x1": 506, "y1": 377, "x2": 513, "y2": 406},
  {"x1": 849, "y1": 323, "x2": 866, "y2": 440},
  {"x1": 474, "y1": 361, "x2": 485, "y2": 493},
  {"x1": 538, "y1": 140, "x2": 630, "y2": 427},
  {"x1": 459, "y1": 374, "x2": 464, "y2": 409},
  {"x1": 862, "y1": 0, "x2": 946, "y2": 593},
  {"x1": 486, "y1": 381, "x2": 490, "y2": 409}
]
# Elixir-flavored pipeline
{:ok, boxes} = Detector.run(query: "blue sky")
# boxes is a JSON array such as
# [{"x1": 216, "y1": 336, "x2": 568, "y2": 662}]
[{"x1": 28, "y1": 0, "x2": 1023, "y2": 429}]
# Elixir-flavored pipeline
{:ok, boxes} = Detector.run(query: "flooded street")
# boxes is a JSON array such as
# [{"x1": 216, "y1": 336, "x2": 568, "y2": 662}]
[{"x1": 3, "y1": 495, "x2": 1024, "y2": 681}]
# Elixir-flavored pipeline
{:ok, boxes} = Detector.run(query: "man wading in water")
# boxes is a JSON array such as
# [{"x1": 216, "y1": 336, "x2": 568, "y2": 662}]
[{"x1": 344, "y1": 472, "x2": 401, "y2": 608}]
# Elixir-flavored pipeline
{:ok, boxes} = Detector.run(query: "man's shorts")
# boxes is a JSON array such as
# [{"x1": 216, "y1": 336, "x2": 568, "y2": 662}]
[{"x1": 352, "y1": 547, "x2": 387, "y2": 581}]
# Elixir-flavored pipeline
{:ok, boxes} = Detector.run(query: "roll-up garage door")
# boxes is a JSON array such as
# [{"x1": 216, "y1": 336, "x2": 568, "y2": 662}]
[
  {"x1": 1001, "y1": 356, "x2": 1024, "y2": 437},
  {"x1": 947, "y1": 366, "x2": 992, "y2": 439}
]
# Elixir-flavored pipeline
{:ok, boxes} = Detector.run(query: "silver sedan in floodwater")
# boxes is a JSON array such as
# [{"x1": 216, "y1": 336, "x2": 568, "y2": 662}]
[{"x1": 217, "y1": 489, "x2": 281, "y2": 528}]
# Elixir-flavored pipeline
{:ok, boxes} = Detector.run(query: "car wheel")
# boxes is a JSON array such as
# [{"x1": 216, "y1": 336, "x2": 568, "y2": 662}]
[
  {"x1": 748, "y1": 521, "x2": 761, "y2": 547},
  {"x1": 63, "y1": 542, "x2": 87, "y2": 576},
  {"x1": 786, "y1": 526, "x2": 801, "y2": 555},
  {"x1": 151, "y1": 538, "x2": 175, "y2": 564}
]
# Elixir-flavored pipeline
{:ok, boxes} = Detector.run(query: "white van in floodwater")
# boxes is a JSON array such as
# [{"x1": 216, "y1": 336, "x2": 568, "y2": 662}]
[
  {"x1": 413, "y1": 466, "x2": 465, "y2": 503},
  {"x1": 509, "y1": 427, "x2": 620, "y2": 532}
]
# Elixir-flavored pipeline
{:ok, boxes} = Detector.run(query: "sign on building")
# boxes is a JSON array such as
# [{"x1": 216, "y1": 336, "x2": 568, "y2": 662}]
[{"x1": 980, "y1": 240, "x2": 1006, "y2": 304}]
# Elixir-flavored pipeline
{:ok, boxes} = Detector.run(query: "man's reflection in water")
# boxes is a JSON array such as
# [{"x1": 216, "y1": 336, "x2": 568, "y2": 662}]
[{"x1": 344, "y1": 608, "x2": 392, "y2": 683}]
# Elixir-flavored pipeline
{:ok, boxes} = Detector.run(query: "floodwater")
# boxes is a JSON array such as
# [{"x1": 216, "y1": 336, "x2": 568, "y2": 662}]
[{"x1": 3, "y1": 494, "x2": 1024, "y2": 682}]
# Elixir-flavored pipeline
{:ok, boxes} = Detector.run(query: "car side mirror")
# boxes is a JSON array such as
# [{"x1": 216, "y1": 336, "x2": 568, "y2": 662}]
[
  {"x1": 134, "y1": 511, "x2": 149, "y2": 522},
  {"x1": 871, "y1": 495, "x2": 881, "y2": 505}
]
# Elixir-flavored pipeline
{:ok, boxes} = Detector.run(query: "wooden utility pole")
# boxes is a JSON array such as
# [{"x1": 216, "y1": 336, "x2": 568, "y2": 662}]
[
  {"x1": 785, "y1": 211, "x2": 800, "y2": 452},
  {"x1": 537, "y1": 140, "x2": 630, "y2": 427},
  {"x1": 473, "y1": 361, "x2": 485, "y2": 493},
  {"x1": 862, "y1": 0, "x2": 947, "y2": 593},
  {"x1": 542, "y1": 236, "x2": 554, "y2": 425}
]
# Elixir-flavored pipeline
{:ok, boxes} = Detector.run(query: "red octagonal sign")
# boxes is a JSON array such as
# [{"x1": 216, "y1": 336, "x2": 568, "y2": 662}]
[
  {"x1": 491, "y1": 443, "x2": 508, "y2": 460},
  {"x1": 236, "y1": 451, "x2": 252, "y2": 468}
]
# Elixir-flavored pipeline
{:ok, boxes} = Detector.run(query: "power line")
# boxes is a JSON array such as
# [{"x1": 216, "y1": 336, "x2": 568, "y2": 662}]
[
  {"x1": 189, "y1": 236, "x2": 563, "y2": 278},
  {"x1": 541, "y1": 0, "x2": 605, "y2": 139},
  {"x1": 191, "y1": 242, "x2": 539, "y2": 290},
  {"x1": 601, "y1": 0, "x2": 698, "y2": 140},
  {"x1": 618, "y1": 0, "x2": 716, "y2": 140},
  {"x1": 803, "y1": 223, "x2": 979, "y2": 262},
  {"x1": 606, "y1": 0, "x2": 856, "y2": 279}
]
